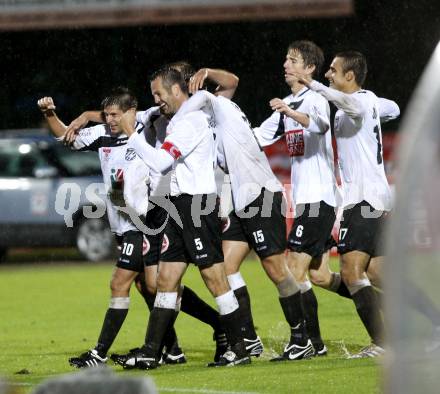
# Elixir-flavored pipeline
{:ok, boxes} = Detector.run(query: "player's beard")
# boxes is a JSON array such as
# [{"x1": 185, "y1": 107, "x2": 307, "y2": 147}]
[{"x1": 159, "y1": 102, "x2": 175, "y2": 119}]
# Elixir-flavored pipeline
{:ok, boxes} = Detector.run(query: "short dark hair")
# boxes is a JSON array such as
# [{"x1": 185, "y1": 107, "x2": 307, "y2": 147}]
[
  {"x1": 150, "y1": 66, "x2": 189, "y2": 94},
  {"x1": 335, "y1": 51, "x2": 368, "y2": 86},
  {"x1": 288, "y1": 40, "x2": 324, "y2": 77},
  {"x1": 101, "y1": 87, "x2": 137, "y2": 112},
  {"x1": 166, "y1": 61, "x2": 195, "y2": 84}
]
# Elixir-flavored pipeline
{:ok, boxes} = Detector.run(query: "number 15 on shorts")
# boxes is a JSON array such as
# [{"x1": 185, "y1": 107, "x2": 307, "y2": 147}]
[{"x1": 253, "y1": 230, "x2": 265, "y2": 243}]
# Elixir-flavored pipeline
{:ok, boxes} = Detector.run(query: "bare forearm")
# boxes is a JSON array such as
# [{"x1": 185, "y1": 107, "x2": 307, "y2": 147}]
[
  {"x1": 82, "y1": 110, "x2": 105, "y2": 123},
  {"x1": 43, "y1": 111, "x2": 67, "y2": 138},
  {"x1": 209, "y1": 68, "x2": 239, "y2": 98},
  {"x1": 286, "y1": 109, "x2": 310, "y2": 128}
]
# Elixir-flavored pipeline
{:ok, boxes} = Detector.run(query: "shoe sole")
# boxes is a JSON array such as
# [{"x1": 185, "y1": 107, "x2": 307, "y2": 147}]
[
  {"x1": 161, "y1": 353, "x2": 187, "y2": 365},
  {"x1": 270, "y1": 349, "x2": 314, "y2": 362},
  {"x1": 69, "y1": 359, "x2": 106, "y2": 368},
  {"x1": 208, "y1": 357, "x2": 251, "y2": 367},
  {"x1": 248, "y1": 346, "x2": 264, "y2": 357},
  {"x1": 228, "y1": 357, "x2": 251, "y2": 367},
  {"x1": 123, "y1": 357, "x2": 158, "y2": 370},
  {"x1": 313, "y1": 347, "x2": 328, "y2": 357}
]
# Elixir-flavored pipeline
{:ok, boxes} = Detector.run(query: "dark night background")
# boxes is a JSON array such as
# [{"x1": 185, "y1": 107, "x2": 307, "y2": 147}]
[{"x1": 1, "y1": 0, "x2": 439, "y2": 132}]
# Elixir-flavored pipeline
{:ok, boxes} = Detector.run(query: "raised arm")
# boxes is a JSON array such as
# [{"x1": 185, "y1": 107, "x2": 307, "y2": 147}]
[
  {"x1": 119, "y1": 109, "x2": 174, "y2": 174},
  {"x1": 269, "y1": 98, "x2": 311, "y2": 128},
  {"x1": 378, "y1": 97, "x2": 400, "y2": 123},
  {"x1": 64, "y1": 111, "x2": 104, "y2": 145},
  {"x1": 308, "y1": 80, "x2": 366, "y2": 119},
  {"x1": 189, "y1": 68, "x2": 239, "y2": 99},
  {"x1": 37, "y1": 97, "x2": 67, "y2": 138},
  {"x1": 174, "y1": 90, "x2": 211, "y2": 120}
]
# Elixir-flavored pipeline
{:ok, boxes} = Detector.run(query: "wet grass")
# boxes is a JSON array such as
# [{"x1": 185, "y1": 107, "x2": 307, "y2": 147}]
[{"x1": 0, "y1": 258, "x2": 380, "y2": 393}]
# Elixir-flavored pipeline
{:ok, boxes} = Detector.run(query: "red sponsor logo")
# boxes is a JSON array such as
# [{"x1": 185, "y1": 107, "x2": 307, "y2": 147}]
[
  {"x1": 285, "y1": 129, "x2": 305, "y2": 157},
  {"x1": 161, "y1": 141, "x2": 182, "y2": 160},
  {"x1": 103, "y1": 148, "x2": 112, "y2": 154}
]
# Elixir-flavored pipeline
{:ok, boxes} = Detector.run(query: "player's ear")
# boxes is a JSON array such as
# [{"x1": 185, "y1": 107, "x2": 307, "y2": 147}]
[
  {"x1": 171, "y1": 83, "x2": 181, "y2": 97},
  {"x1": 306, "y1": 64, "x2": 316, "y2": 77},
  {"x1": 345, "y1": 70, "x2": 355, "y2": 83}
]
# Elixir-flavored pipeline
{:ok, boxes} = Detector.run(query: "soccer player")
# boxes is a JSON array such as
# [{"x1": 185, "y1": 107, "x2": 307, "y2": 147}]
[
  {"x1": 37, "y1": 88, "x2": 189, "y2": 367},
  {"x1": 65, "y1": 61, "x2": 238, "y2": 364},
  {"x1": 175, "y1": 75, "x2": 313, "y2": 361},
  {"x1": 63, "y1": 63, "x2": 240, "y2": 363},
  {"x1": 253, "y1": 40, "x2": 341, "y2": 356},
  {"x1": 118, "y1": 67, "x2": 249, "y2": 369},
  {"x1": 292, "y1": 51, "x2": 399, "y2": 357}
]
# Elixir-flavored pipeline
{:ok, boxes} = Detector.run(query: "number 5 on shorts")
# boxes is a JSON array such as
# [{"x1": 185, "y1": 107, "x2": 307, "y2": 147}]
[{"x1": 194, "y1": 238, "x2": 203, "y2": 251}]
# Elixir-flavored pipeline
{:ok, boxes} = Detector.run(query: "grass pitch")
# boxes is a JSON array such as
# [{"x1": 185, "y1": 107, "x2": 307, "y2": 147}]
[{"x1": 0, "y1": 257, "x2": 380, "y2": 393}]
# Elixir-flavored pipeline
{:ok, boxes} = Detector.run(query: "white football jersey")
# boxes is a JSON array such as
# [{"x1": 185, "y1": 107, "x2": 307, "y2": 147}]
[
  {"x1": 163, "y1": 110, "x2": 217, "y2": 196},
  {"x1": 310, "y1": 81, "x2": 397, "y2": 211},
  {"x1": 69, "y1": 122, "x2": 144, "y2": 235},
  {"x1": 254, "y1": 87, "x2": 341, "y2": 208},
  {"x1": 175, "y1": 90, "x2": 283, "y2": 212}
]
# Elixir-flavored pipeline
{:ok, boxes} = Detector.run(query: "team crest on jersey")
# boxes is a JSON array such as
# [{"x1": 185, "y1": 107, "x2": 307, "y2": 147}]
[
  {"x1": 285, "y1": 129, "x2": 305, "y2": 157},
  {"x1": 221, "y1": 217, "x2": 231, "y2": 233},
  {"x1": 125, "y1": 148, "x2": 136, "y2": 161},
  {"x1": 142, "y1": 235, "x2": 150, "y2": 256},
  {"x1": 161, "y1": 234, "x2": 170, "y2": 253}
]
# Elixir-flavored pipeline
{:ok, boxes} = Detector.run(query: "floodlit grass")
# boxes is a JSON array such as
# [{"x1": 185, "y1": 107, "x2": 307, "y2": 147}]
[{"x1": 0, "y1": 258, "x2": 380, "y2": 393}]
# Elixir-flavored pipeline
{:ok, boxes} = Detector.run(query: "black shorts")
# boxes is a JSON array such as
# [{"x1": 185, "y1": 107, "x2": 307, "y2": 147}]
[
  {"x1": 115, "y1": 205, "x2": 168, "y2": 270},
  {"x1": 337, "y1": 200, "x2": 387, "y2": 257},
  {"x1": 287, "y1": 201, "x2": 337, "y2": 258},
  {"x1": 221, "y1": 213, "x2": 247, "y2": 243},
  {"x1": 222, "y1": 190, "x2": 286, "y2": 259},
  {"x1": 142, "y1": 203, "x2": 169, "y2": 266},
  {"x1": 160, "y1": 194, "x2": 224, "y2": 267},
  {"x1": 116, "y1": 231, "x2": 147, "y2": 272}
]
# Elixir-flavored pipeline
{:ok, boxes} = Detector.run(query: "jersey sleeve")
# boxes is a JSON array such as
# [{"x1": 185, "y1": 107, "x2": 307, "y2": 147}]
[
  {"x1": 174, "y1": 90, "x2": 212, "y2": 120},
  {"x1": 378, "y1": 97, "x2": 400, "y2": 123},
  {"x1": 305, "y1": 95, "x2": 331, "y2": 134},
  {"x1": 309, "y1": 80, "x2": 367, "y2": 120},
  {"x1": 123, "y1": 156, "x2": 150, "y2": 216},
  {"x1": 136, "y1": 107, "x2": 161, "y2": 125},
  {"x1": 128, "y1": 132, "x2": 174, "y2": 173},
  {"x1": 162, "y1": 115, "x2": 205, "y2": 159},
  {"x1": 253, "y1": 111, "x2": 285, "y2": 147},
  {"x1": 67, "y1": 125, "x2": 105, "y2": 151}
]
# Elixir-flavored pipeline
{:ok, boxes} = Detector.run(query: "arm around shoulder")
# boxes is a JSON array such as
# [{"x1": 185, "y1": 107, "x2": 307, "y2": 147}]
[{"x1": 309, "y1": 80, "x2": 366, "y2": 120}]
